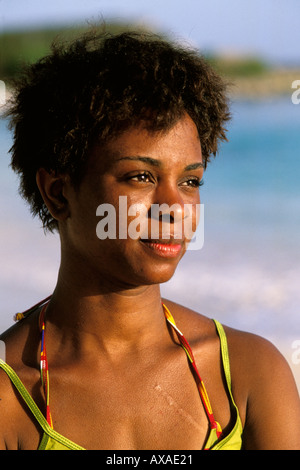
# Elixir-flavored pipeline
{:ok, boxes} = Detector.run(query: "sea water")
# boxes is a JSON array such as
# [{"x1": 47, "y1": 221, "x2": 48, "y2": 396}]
[{"x1": 0, "y1": 97, "x2": 299, "y2": 359}]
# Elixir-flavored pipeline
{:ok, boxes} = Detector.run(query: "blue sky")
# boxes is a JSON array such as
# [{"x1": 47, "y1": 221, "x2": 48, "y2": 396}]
[{"x1": 1, "y1": 0, "x2": 300, "y2": 63}]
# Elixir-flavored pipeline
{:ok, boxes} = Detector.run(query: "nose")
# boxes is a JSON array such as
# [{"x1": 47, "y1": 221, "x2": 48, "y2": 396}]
[
  {"x1": 142, "y1": 180, "x2": 199, "y2": 243},
  {"x1": 151, "y1": 183, "x2": 186, "y2": 223}
]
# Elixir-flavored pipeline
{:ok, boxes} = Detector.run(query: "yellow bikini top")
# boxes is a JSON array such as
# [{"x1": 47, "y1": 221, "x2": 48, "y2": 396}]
[{"x1": 0, "y1": 304, "x2": 243, "y2": 450}]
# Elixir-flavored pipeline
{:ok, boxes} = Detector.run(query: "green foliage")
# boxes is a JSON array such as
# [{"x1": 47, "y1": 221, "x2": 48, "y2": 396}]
[
  {"x1": 0, "y1": 23, "x2": 269, "y2": 84},
  {"x1": 205, "y1": 54, "x2": 269, "y2": 78},
  {"x1": 0, "y1": 23, "x2": 149, "y2": 83}
]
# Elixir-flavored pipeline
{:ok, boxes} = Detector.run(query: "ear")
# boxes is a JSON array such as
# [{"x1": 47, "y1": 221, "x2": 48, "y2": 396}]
[{"x1": 36, "y1": 168, "x2": 70, "y2": 222}]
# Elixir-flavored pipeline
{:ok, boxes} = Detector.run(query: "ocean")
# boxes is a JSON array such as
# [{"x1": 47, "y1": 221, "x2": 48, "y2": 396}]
[{"x1": 1, "y1": 96, "x2": 300, "y2": 387}]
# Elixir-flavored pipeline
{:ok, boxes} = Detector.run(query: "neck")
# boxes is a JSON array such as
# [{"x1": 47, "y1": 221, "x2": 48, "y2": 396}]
[{"x1": 44, "y1": 268, "x2": 168, "y2": 357}]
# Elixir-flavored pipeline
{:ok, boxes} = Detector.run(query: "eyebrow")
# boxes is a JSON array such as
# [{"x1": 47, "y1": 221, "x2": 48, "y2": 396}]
[
  {"x1": 116, "y1": 156, "x2": 204, "y2": 170},
  {"x1": 117, "y1": 156, "x2": 161, "y2": 167},
  {"x1": 184, "y1": 162, "x2": 205, "y2": 171}
]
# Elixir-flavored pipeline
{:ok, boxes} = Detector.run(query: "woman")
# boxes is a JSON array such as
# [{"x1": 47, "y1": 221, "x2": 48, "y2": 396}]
[{"x1": 0, "y1": 30, "x2": 299, "y2": 450}]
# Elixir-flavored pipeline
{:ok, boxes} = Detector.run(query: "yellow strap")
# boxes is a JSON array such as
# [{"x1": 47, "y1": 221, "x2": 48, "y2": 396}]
[
  {"x1": 0, "y1": 359, "x2": 50, "y2": 429},
  {"x1": 213, "y1": 320, "x2": 233, "y2": 394},
  {"x1": 0, "y1": 359, "x2": 84, "y2": 450}
]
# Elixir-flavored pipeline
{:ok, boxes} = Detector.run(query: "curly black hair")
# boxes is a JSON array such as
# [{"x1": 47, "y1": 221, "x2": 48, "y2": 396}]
[{"x1": 6, "y1": 29, "x2": 231, "y2": 232}]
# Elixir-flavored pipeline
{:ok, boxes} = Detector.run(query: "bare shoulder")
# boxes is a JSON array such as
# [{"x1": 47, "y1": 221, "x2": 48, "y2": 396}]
[
  {"x1": 0, "y1": 312, "x2": 42, "y2": 449},
  {"x1": 163, "y1": 297, "x2": 296, "y2": 384},
  {"x1": 225, "y1": 325, "x2": 300, "y2": 449},
  {"x1": 222, "y1": 322, "x2": 289, "y2": 371},
  {"x1": 0, "y1": 363, "x2": 19, "y2": 449},
  {"x1": 163, "y1": 299, "x2": 300, "y2": 449},
  {"x1": 162, "y1": 298, "x2": 215, "y2": 338},
  {"x1": 0, "y1": 310, "x2": 40, "y2": 365},
  {"x1": 224, "y1": 323, "x2": 298, "y2": 395},
  {"x1": 0, "y1": 314, "x2": 36, "y2": 392},
  {"x1": 0, "y1": 321, "x2": 27, "y2": 449},
  {"x1": 0, "y1": 311, "x2": 41, "y2": 395}
]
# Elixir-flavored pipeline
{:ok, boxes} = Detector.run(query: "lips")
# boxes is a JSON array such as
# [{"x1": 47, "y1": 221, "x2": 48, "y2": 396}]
[{"x1": 140, "y1": 238, "x2": 184, "y2": 258}]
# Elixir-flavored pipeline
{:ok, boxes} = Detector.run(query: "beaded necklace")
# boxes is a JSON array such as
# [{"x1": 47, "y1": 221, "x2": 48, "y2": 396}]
[{"x1": 39, "y1": 304, "x2": 53, "y2": 428}]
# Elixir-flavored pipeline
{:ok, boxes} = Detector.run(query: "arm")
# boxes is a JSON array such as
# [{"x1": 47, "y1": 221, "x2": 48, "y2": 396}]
[{"x1": 241, "y1": 336, "x2": 300, "y2": 450}]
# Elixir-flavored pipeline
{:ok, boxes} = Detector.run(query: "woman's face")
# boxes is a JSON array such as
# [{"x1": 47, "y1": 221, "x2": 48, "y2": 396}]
[{"x1": 61, "y1": 113, "x2": 204, "y2": 289}]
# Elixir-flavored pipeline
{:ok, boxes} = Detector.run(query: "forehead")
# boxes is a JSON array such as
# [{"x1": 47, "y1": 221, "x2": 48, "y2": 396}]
[{"x1": 89, "y1": 114, "x2": 202, "y2": 171}]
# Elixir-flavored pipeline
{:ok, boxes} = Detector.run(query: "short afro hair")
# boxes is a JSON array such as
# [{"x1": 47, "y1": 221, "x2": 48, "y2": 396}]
[{"x1": 6, "y1": 29, "x2": 231, "y2": 232}]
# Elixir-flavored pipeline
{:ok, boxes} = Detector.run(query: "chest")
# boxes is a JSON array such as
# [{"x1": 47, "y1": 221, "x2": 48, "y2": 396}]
[{"x1": 42, "y1": 355, "x2": 214, "y2": 450}]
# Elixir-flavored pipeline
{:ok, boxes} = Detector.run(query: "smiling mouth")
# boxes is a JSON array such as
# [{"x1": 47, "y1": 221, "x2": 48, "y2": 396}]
[{"x1": 140, "y1": 238, "x2": 184, "y2": 258}]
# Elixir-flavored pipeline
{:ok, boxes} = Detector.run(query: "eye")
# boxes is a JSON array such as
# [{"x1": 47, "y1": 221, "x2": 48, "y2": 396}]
[
  {"x1": 127, "y1": 172, "x2": 154, "y2": 183},
  {"x1": 180, "y1": 177, "x2": 204, "y2": 188}
]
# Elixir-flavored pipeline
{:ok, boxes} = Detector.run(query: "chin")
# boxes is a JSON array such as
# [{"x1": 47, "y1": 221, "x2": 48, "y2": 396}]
[
  {"x1": 131, "y1": 259, "x2": 181, "y2": 287},
  {"x1": 134, "y1": 241, "x2": 187, "y2": 286},
  {"x1": 96, "y1": 239, "x2": 185, "y2": 288}
]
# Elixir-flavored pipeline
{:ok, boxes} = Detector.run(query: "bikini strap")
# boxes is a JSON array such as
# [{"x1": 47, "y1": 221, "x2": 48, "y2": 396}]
[
  {"x1": 163, "y1": 304, "x2": 223, "y2": 439},
  {"x1": 213, "y1": 320, "x2": 239, "y2": 414},
  {"x1": 0, "y1": 359, "x2": 85, "y2": 450},
  {"x1": 11, "y1": 297, "x2": 53, "y2": 428},
  {"x1": 0, "y1": 359, "x2": 50, "y2": 432},
  {"x1": 39, "y1": 303, "x2": 53, "y2": 428}
]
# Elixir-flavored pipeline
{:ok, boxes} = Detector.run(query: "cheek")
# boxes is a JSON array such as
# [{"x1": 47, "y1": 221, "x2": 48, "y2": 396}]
[
  {"x1": 182, "y1": 203, "x2": 201, "y2": 242},
  {"x1": 107, "y1": 193, "x2": 153, "y2": 241},
  {"x1": 94, "y1": 194, "x2": 148, "y2": 246}
]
